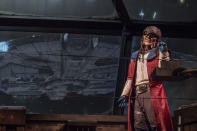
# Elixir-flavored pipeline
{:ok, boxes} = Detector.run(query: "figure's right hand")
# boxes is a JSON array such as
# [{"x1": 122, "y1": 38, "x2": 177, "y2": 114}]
[
  {"x1": 158, "y1": 41, "x2": 168, "y2": 52},
  {"x1": 117, "y1": 95, "x2": 128, "y2": 108}
]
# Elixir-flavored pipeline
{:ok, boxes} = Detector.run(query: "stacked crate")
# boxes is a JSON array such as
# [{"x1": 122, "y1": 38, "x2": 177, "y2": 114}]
[
  {"x1": 174, "y1": 103, "x2": 197, "y2": 131},
  {"x1": 0, "y1": 106, "x2": 26, "y2": 131}
]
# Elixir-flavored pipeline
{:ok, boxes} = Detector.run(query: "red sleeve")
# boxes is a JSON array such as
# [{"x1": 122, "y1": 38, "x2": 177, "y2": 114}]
[{"x1": 127, "y1": 59, "x2": 134, "y2": 80}]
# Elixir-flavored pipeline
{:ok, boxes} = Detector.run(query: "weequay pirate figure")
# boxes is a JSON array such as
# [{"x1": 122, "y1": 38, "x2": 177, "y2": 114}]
[{"x1": 118, "y1": 26, "x2": 173, "y2": 131}]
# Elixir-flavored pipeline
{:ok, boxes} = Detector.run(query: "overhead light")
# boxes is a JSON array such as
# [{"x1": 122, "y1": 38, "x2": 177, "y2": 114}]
[
  {"x1": 153, "y1": 11, "x2": 157, "y2": 19},
  {"x1": 139, "y1": 10, "x2": 144, "y2": 18},
  {"x1": 180, "y1": 0, "x2": 185, "y2": 4}
]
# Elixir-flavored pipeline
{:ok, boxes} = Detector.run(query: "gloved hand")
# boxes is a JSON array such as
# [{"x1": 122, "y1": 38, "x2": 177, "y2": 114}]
[
  {"x1": 118, "y1": 95, "x2": 128, "y2": 108},
  {"x1": 158, "y1": 41, "x2": 168, "y2": 52}
]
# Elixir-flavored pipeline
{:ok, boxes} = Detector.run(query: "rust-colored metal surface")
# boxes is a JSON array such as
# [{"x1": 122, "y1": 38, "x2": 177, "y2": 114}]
[
  {"x1": 96, "y1": 125, "x2": 126, "y2": 131},
  {"x1": 0, "y1": 126, "x2": 6, "y2": 131},
  {"x1": 0, "y1": 106, "x2": 26, "y2": 125},
  {"x1": 0, "y1": 106, "x2": 127, "y2": 131},
  {"x1": 26, "y1": 114, "x2": 127, "y2": 131},
  {"x1": 26, "y1": 123, "x2": 65, "y2": 131},
  {"x1": 26, "y1": 114, "x2": 127, "y2": 123}
]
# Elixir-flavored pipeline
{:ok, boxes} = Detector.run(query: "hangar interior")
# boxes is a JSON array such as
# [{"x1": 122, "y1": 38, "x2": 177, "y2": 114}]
[{"x1": 0, "y1": 0, "x2": 197, "y2": 131}]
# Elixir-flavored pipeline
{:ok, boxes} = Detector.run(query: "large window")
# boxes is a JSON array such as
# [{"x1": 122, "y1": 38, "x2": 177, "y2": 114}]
[
  {"x1": 124, "y1": 0, "x2": 197, "y2": 22},
  {"x1": 0, "y1": 32, "x2": 121, "y2": 114},
  {"x1": 0, "y1": 0, "x2": 116, "y2": 18},
  {"x1": 1, "y1": 0, "x2": 196, "y2": 22}
]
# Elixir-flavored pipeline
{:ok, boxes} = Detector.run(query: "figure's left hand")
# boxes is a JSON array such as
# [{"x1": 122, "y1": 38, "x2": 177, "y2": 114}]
[{"x1": 118, "y1": 95, "x2": 128, "y2": 108}]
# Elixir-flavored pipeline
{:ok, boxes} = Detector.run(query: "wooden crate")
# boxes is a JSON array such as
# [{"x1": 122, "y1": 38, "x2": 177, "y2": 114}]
[
  {"x1": 0, "y1": 106, "x2": 26, "y2": 131},
  {"x1": 0, "y1": 106, "x2": 26, "y2": 125},
  {"x1": 174, "y1": 103, "x2": 197, "y2": 131}
]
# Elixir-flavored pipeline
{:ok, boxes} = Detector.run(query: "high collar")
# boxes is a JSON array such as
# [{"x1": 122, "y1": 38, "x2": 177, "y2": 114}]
[{"x1": 131, "y1": 48, "x2": 157, "y2": 61}]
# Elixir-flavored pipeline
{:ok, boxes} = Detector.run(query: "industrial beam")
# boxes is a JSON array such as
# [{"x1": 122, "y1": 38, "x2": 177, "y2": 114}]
[
  {"x1": 0, "y1": 16, "x2": 197, "y2": 38},
  {"x1": 112, "y1": 0, "x2": 130, "y2": 25},
  {"x1": 111, "y1": 0, "x2": 132, "y2": 115},
  {"x1": 113, "y1": 27, "x2": 133, "y2": 115},
  {"x1": 0, "y1": 16, "x2": 122, "y2": 35}
]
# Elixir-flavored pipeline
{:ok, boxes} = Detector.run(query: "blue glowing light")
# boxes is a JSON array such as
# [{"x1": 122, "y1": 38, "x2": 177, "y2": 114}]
[
  {"x1": 139, "y1": 10, "x2": 144, "y2": 18},
  {"x1": 153, "y1": 11, "x2": 157, "y2": 19},
  {"x1": 0, "y1": 41, "x2": 8, "y2": 52}
]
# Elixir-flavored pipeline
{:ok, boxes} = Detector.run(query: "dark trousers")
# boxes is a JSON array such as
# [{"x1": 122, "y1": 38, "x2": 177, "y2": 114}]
[{"x1": 134, "y1": 85, "x2": 156, "y2": 131}]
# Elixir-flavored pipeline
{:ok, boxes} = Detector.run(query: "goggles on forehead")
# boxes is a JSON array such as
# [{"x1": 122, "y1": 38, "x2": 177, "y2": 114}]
[{"x1": 143, "y1": 31, "x2": 159, "y2": 39}]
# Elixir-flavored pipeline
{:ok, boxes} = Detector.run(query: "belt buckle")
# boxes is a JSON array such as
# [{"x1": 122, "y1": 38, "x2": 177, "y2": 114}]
[{"x1": 136, "y1": 84, "x2": 148, "y2": 94}]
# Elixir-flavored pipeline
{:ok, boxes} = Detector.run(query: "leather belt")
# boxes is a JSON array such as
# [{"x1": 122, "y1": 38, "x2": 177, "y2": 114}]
[{"x1": 136, "y1": 83, "x2": 149, "y2": 94}]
